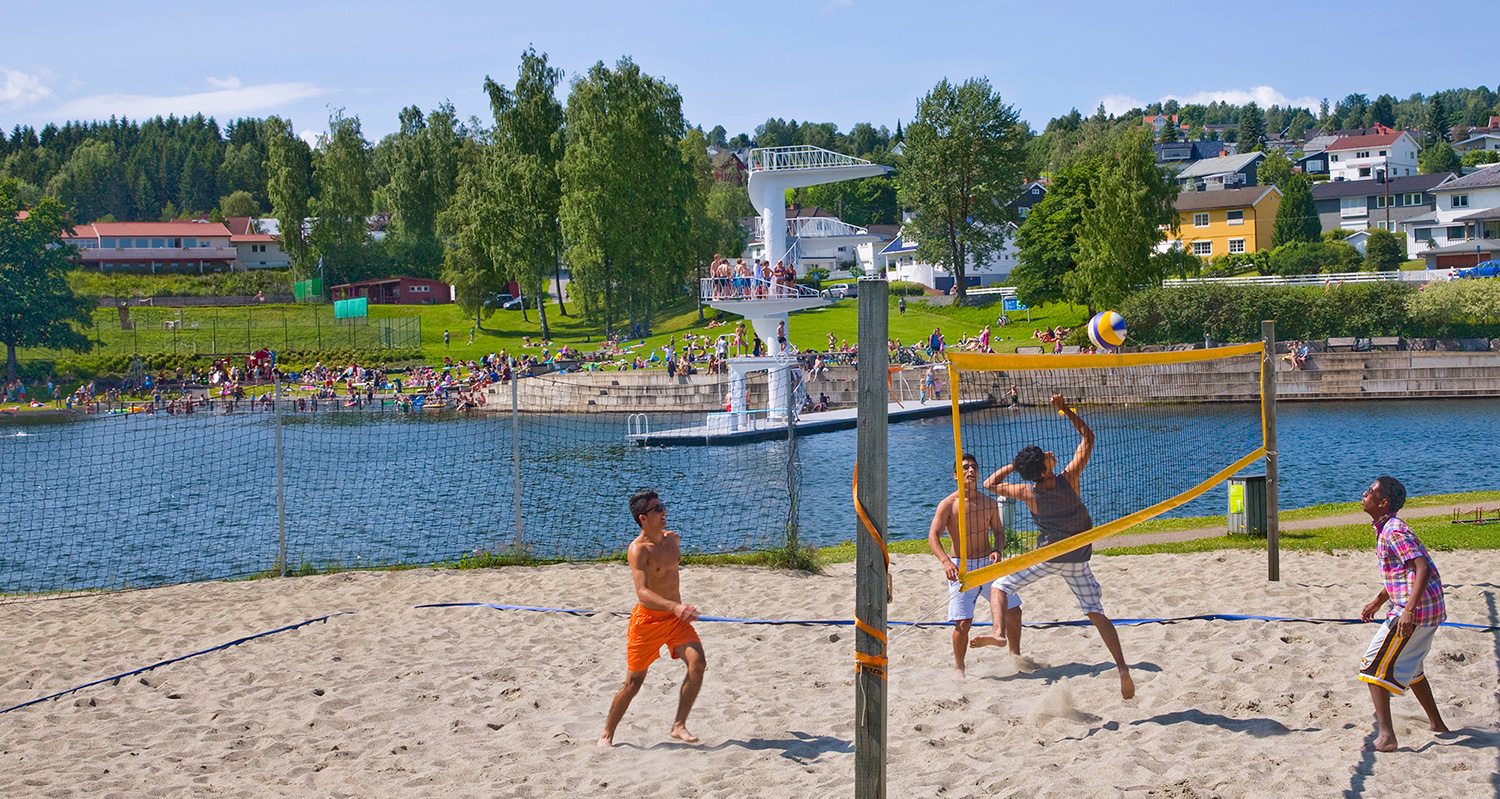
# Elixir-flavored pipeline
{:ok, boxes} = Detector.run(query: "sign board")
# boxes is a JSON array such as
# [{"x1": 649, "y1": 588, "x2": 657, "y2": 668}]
[
  {"x1": 1002, "y1": 298, "x2": 1028, "y2": 312},
  {"x1": 293, "y1": 278, "x2": 323, "y2": 301}
]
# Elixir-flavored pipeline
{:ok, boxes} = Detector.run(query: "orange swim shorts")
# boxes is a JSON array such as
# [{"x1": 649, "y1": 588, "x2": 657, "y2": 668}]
[{"x1": 625, "y1": 605, "x2": 700, "y2": 672}]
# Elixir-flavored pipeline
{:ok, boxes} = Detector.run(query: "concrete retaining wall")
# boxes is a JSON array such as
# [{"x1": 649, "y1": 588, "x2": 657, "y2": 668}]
[{"x1": 482, "y1": 351, "x2": 1500, "y2": 412}]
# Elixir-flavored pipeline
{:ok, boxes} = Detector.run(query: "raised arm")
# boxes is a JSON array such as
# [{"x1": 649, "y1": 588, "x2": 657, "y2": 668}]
[
  {"x1": 984, "y1": 463, "x2": 1029, "y2": 500},
  {"x1": 1052, "y1": 394, "x2": 1094, "y2": 487}
]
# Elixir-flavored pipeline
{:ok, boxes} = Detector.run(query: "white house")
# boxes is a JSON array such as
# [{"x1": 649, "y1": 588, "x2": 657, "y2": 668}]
[
  {"x1": 1399, "y1": 164, "x2": 1500, "y2": 254},
  {"x1": 1325, "y1": 129, "x2": 1421, "y2": 182},
  {"x1": 1454, "y1": 131, "x2": 1500, "y2": 155},
  {"x1": 226, "y1": 217, "x2": 291, "y2": 270},
  {"x1": 879, "y1": 215, "x2": 1018, "y2": 291}
]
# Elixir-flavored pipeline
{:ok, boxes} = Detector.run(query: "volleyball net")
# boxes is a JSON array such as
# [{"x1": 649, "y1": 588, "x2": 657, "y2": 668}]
[
  {"x1": 0, "y1": 368, "x2": 811, "y2": 600},
  {"x1": 944, "y1": 344, "x2": 1269, "y2": 590}
]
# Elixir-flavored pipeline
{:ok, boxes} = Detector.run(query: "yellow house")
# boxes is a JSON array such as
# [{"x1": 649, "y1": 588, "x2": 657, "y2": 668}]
[{"x1": 1171, "y1": 186, "x2": 1282, "y2": 258}]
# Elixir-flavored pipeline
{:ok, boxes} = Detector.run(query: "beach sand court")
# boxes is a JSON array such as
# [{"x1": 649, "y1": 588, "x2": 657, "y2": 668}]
[{"x1": 2, "y1": 550, "x2": 1497, "y2": 798}]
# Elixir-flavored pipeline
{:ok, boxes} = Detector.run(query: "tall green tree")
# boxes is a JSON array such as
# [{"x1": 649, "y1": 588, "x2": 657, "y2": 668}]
[
  {"x1": 0, "y1": 181, "x2": 92, "y2": 379},
  {"x1": 485, "y1": 49, "x2": 567, "y2": 336},
  {"x1": 1011, "y1": 156, "x2": 1101, "y2": 306},
  {"x1": 219, "y1": 189, "x2": 260, "y2": 218},
  {"x1": 310, "y1": 110, "x2": 374, "y2": 286},
  {"x1": 1272, "y1": 173, "x2": 1320, "y2": 246},
  {"x1": 263, "y1": 116, "x2": 312, "y2": 278},
  {"x1": 46, "y1": 140, "x2": 128, "y2": 223},
  {"x1": 1068, "y1": 130, "x2": 1178, "y2": 311},
  {"x1": 440, "y1": 161, "x2": 506, "y2": 330},
  {"x1": 561, "y1": 57, "x2": 694, "y2": 336},
  {"x1": 897, "y1": 77, "x2": 1026, "y2": 300},
  {"x1": 384, "y1": 102, "x2": 461, "y2": 276},
  {"x1": 1420, "y1": 140, "x2": 1461, "y2": 175},
  {"x1": 1237, "y1": 102, "x2": 1267, "y2": 151}
]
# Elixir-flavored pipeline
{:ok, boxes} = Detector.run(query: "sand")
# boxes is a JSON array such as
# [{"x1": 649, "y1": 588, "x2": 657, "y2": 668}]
[{"x1": 2, "y1": 550, "x2": 1497, "y2": 798}]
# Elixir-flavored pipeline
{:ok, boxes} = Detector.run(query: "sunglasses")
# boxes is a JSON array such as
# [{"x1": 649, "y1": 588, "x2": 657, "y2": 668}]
[{"x1": 645, "y1": 502, "x2": 666, "y2": 514}]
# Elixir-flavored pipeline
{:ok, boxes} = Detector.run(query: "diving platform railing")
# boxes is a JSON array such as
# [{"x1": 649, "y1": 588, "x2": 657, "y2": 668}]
[
  {"x1": 700, "y1": 274, "x2": 823, "y2": 301},
  {"x1": 749, "y1": 145, "x2": 880, "y2": 172}
]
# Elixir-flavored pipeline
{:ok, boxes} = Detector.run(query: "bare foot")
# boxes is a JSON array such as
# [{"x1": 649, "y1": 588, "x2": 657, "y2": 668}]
[
  {"x1": 953, "y1": 666, "x2": 966, "y2": 681},
  {"x1": 670, "y1": 723, "x2": 700, "y2": 744},
  {"x1": 597, "y1": 733, "x2": 614, "y2": 747},
  {"x1": 1431, "y1": 721, "x2": 1451, "y2": 733},
  {"x1": 969, "y1": 635, "x2": 1008, "y2": 648},
  {"x1": 1118, "y1": 668, "x2": 1135, "y2": 700},
  {"x1": 1365, "y1": 734, "x2": 1398, "y2": 752}
]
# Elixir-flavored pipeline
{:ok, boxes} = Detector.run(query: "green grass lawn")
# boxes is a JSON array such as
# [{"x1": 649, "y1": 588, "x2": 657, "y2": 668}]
[{"x1": 21, "y1": 293, "x2": 1089, "y2": 369}]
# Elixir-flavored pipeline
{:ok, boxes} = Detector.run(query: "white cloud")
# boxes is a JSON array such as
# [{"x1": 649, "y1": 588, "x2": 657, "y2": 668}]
[
  {"x1": 205, "y1": 76, "x2": 242, "y2": 90},
  {"x1": 1, "y1": 68, "x2": 55, "y2": 108},
  {"x1": 1160, "y1": 86, "x2": 1320, "y2": 111},
  {"x1": 298, "y1": 128, "x2": 323, "y2": 149},
  {"x1": 1100, "y1": 94, "x2": 1146, "y2": 116},
  {"x1": 1097, "y1": 86, "x2": 1322, "y2": 118},
  {"x1": 48, "y1": 81, "x2": 324, "y2": 121}
]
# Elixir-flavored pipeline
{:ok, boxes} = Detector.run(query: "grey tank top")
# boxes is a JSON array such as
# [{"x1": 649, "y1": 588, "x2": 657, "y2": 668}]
[{"x1": 1032, "y1": 476, "x2": 1093, "y2": 563}]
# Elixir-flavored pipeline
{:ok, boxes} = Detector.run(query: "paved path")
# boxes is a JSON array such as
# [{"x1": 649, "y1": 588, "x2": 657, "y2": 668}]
[{"x1": 1100, "y1": 503, "x2": 1493, "y2": 550}]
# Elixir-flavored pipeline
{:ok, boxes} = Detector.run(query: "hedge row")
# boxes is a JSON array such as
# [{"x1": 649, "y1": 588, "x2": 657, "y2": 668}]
[
  {"x1": 1118, "y1": 281, "x2": 1500, "y2": 344},
  {"x1": 16, "y1": 348, "x2": 424, "y2": 383}
]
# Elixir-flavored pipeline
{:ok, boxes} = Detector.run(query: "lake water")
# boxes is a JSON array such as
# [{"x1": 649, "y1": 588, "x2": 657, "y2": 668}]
[{"x1": 2, "y1": 398, "x2": 1496, "y2": 594}]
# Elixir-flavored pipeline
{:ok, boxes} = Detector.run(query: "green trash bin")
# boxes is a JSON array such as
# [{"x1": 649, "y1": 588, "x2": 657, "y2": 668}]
[{"x1": 1228, "y1": 475, "x2": 1267, "y2": 536}]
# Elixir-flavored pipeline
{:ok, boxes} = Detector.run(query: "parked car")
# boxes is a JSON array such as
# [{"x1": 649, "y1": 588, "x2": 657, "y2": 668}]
[
  {"x1": 501, "y1": 296, "x2": 529, "y2": 310},
  {"x1": 822, "y1": 284, "x2": 857, "y2": 299},
  {"x1": 482, "y1": 292, "x2": 514, "y2": 309}
]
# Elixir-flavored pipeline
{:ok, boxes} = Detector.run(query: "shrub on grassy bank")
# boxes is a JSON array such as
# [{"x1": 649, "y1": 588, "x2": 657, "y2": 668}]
[
  {"x1": 17, "y1": 348, "x2": 423, "y2": 384},
  {"x1": 67, "y1": 270, "x2": 294, "y2": 298},
  {"x1": 1120, "y1": 281, "x2": 1500, "y2": 343}
]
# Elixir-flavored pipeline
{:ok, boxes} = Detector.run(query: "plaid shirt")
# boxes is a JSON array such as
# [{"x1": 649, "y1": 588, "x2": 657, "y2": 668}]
[{"x1": 1375, "y1": 516, "x2": 1445, "y2": 627}]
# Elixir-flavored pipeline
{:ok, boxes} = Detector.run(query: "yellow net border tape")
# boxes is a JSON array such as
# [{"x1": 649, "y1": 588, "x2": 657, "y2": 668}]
[
  {"x1": 945, "y1": 341, "x2": 1263, "y2": 372},
  {"x1": 957, "y1": 446, "x2": 1266, "y2": 590}
]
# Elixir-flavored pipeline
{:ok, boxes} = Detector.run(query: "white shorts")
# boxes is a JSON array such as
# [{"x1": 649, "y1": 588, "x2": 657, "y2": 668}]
[
  {"x1": 1358, "y1": 616, "x2": 1438, "y2": 696},
  {"x1": 996, "y1": 560, "x2": 1104, "y2": 616},
  {"x1": 947, "y1": 557, "x2": 1021, "y2": 622}
]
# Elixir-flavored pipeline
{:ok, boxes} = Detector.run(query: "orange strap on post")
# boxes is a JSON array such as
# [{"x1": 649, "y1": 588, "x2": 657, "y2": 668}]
[
  {"x1": 886, "y1": 365, "x2": 904, "y2": 409},
  {"x1": 852, "y1": 466, "x2": 891, "y2": 679}
]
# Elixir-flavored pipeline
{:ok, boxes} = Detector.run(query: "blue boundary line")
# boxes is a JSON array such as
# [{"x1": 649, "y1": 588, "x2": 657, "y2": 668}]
[
  {"x1": 0, "y1": 612, "x2": 353, "y2": 715},
  {"x1": 416, "y1": 603, "x2": 1499, "y2": 631}
]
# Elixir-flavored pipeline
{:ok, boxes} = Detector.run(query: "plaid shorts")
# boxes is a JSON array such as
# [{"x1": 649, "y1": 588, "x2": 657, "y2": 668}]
[{"x1": 996, "y1": 560, "x2": 1104, "y2": 616}]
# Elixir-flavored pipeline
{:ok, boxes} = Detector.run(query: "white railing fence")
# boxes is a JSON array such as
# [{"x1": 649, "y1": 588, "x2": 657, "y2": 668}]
[
  {"x1": 749, "y1": 145, "x2": 877, "y2": 172},
  {"x1": 1163, "y1": 269, "x2": 1452, "y2": 288}
]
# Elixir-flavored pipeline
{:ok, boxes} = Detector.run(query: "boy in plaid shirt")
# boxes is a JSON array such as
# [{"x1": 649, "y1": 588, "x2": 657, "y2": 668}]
[{"x1": 1357, "y1": 475, "x2": 1450, "y2": 751}]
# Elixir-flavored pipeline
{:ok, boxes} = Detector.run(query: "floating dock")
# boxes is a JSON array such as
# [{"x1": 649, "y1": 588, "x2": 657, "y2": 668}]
[{"x1": 626, "y1": 398, "x2": 992, "y2": 446}]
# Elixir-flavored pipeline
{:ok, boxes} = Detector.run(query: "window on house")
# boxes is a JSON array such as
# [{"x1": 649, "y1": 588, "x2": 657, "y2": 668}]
[
  {"x1": 1453, "y1": 194, "x2": 1470, "y2": 208},
  {"x1": 1359, "y1": 167, "x2": 1372, "y2": 178},
  {"x1": 1376, "y1": 195, "x2": 1389, "y2": 209},
  {"x1": 1031, "y1": 187, "x2": 1041, "y2": 195},
  {"x1": 1357, "y1": 151, "x2": 1371, "y2": 158},
  {"x1": 1018, "y1": 207, "x2": 1029, "y2": 219},
  {"x1": 1415, "y1": 228, "x2": 1433, "y2": 241},
  {"x1": 1226, "y1": 210, "x2": 1244, "y2": 225},
  {"x1": 1403, "y1": 193, "x2": 1423, "y2": 206},
  {"x1": 1378, "y1": 150, "x2": 1386, "y2": 156},
  {"x1": 1340, "y1": 197, "x2": 1368, "y2": 218},
  {"x1": 151, "y1": 238, "x2": 165, "y2": 248},
  {"x1": 184, "y1": 238, "x2": 196, "y2": 248},
  {"x1": 1228, "y1": 238, "x2": 1246, "y2": 254},
  {"x1": 101, "y1": 238, "x2": 116, "y2": 248},
  {"x1": 1331, "y1": 154, "x2": 1340, "y2": 161},
  {"x1": 1193, "y1": 212, "x2": 1210, "y2": 227},
  {"x1": 1192, "y1": 241, "x2": 1212, "y2": 256},
  {"x1": 1447, "y1": 226, "x2": 1465, "y2": 239},
  {"x1": 1307, "y1": 159, "x2": 1324, "y2": 171}
]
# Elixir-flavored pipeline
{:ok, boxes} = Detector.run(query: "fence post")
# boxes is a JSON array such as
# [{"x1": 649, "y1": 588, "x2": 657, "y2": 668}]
[
  {"x1": 275, "y1": 377, "x2": 287, "y2": 577},
  {"x1": 512, "y1": 371, "x2": 524, "y2": 551},
  {"x1": 1262, "y1": 320, "x2": 1280, "y2": 582},
  {"x1": 785, "y1": 363, "x2": 799, "y2": 553}
]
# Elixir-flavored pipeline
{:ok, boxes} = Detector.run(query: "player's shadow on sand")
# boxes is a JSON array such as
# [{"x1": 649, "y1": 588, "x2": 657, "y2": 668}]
[
  {"x1": 981, "y1": 660, "x2": 1163, "y2": 683},
  {"x1": 1130, "y1": 709, "x2": 1318, "y2": 737},
  {"x1": 636, "y1": 731, "x2": 852, "y2": 761}
]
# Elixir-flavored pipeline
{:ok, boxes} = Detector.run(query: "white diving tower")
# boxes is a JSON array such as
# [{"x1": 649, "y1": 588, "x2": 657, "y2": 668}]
[{"x1": 704, "y1": 146, "x2": 891, "y2": 425}]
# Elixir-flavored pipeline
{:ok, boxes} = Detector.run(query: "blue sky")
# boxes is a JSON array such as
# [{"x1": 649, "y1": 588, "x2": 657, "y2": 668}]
[{"x1": 3, "y1": 0, "x2": 1496, "y2": 144}]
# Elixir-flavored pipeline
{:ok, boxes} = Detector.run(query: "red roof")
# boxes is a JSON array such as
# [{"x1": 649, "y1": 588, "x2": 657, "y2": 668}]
[
  {"x1": 223, "y1": 216, "x2": 255, "y2": 236},
  {"x1": 63, "y1": 221, "x2": 232, "y2": 238},
  {"x1": 231, "y1": 233, "x2": 278, "y2": 243},
  {"x1": 1326, "y1": 131, "x2": 1410, "y2": 151}
]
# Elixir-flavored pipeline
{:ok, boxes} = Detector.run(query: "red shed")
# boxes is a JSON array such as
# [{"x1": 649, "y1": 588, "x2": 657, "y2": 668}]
[{"x1": 330, "y1": 277, "x2": 452, "y2": 305}]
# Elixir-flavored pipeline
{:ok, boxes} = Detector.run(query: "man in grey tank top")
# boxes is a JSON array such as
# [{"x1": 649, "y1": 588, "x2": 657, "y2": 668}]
[{"x1": 970, "y1": 394, "x2": 1135, "y2": 699}]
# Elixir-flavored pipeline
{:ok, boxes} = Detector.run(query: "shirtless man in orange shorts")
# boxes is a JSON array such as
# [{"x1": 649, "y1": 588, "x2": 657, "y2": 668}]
[{"x1": 599, "y1": 490, "x2": 707, "y2": 746}]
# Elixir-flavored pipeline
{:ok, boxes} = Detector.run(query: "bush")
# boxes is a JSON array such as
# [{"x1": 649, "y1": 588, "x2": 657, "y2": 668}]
[
  {"x1": 67, "y1": 270, "x2": 294, "y2": 298},
  {"x1": 1267, "y1": 241, "x2": 1361, "y2": 276},
  {"x1": 886, "y1": 281, "x2": 929, "y2": 296},
  {"x1": 1115, "y1": 281, "x2": 1500, "y2": 344},
  {"x1": 1365, "y1": 229, "x2": 1406, "y2": 272}
]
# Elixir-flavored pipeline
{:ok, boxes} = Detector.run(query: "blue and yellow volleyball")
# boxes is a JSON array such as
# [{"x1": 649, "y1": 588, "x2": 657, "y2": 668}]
[{"x1": 1087, "y1": 311, "x2": 1127, "y2": 350}]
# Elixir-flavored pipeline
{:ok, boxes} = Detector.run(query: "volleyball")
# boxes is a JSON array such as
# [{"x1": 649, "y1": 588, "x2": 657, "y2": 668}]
[{"x1": 1087, "y1": 311, "x2": 1127, "y2": 351}]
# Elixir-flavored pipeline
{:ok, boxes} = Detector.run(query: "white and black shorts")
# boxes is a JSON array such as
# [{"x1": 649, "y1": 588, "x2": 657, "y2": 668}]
[
  {"x1": 996, "y1": 560, "x2": 1104, "y2": 616},
  {"x1": 947, "y1": 557, "x2": 1020, "y2": 622}
]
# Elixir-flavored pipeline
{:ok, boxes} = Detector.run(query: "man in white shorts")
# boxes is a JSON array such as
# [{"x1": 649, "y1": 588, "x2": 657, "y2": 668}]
[
  {"x1": 971, "y1": 394, "x2": 1135, "y2": 699},
  {"x1": 928, "y1": 453, "x2": 1016, "y2": 679}
]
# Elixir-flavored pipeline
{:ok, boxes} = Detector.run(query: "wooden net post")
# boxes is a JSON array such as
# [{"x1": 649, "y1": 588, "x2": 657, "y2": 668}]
[
  {"x1": 855, "y1": 278, "x2": 888, "y2": 798},
  {"x1": 1262, "y1": 320, "x2": 1280, "y2": 582}
]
